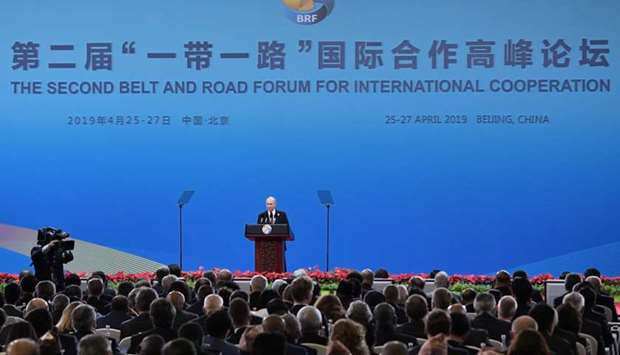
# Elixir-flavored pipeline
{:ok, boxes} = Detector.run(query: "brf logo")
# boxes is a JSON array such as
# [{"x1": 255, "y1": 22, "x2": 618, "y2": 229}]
[{"x1": 282, "y1": 0, "x2": 335, "y2": 25}]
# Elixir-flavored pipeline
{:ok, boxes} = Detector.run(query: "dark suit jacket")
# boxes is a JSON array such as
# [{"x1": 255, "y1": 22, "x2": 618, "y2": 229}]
[
  {"x1": 554, "y1": 292, "x2": 570, "y2": 308},
  {"x1": 464, "y1": 328, "x2": 489, "y2": 348},
  {"x1": 227, "y1": 327, "x2": 247, "y2": 345},
  {"x1": 409, "y1": 343, "x2": 468, "y2": 355},
  {"x1": 597, "y1": 293, "x2": 618, "y2": 322},
  {"x1": 584, "y1": 307, "x2": 613, "y2": 346},
  {"x1": 58, "y1": 334, "x2": 78, "y2": 355},
  {"x1": 129, "y1": 327, "x2": 177, "y2": 354},
  {"x1": 299, "y1": 333, "x2": 328, "y2": 346},
  {"x1": 192, "y1": 314, "x2": 211, "y2": 335},
  {"x1": 471, "y1": 313, "x2": 511, "y2": 342},
  {"x1": 581, "y1": 316, "x2": 605, "y2": 355},
  {"x1": 513, "y1": 302, "x2": 534, "y2": 319},
  {"x1": 544, "y1": 332, "x2": 575, "y2": 355},
  {"x1": 375, "y1": 326, "x2": 419, "y2": 347},
  {"x1": 257, "y1": 210, "x2": 289, "y2": 224},
  {"x1": 203, "y1": 335, "x2": 241, "y2": 355},
  {"x1": 96, "y1": 310, "x2": 133, "y2": 330},
  {"x1": 554, "y1": 328, "x2": 579, "y2": 355},
  {"x1": 249, "y1": 291, "x2": 261, "y2": 311},
  {"x1": 187, "y1": 299, "x2": 205, "y2": 316},
  {"x1": 285, "y1": 342, "x2": 308, "y2": 355},
  {"x1": 448, "y1": 340, "x2": 477, "y2": 355},
  {"x1": 2, "y1": 304, "x2": 23, "y2": 318},
  {"x1": 389, "y1": 303, "x2": 408, "y2": 325},
  {"x1": 396, "y1": 320, "x2": 426, "y2": 339},
  {"x1": 120, "y1": 312, "x2": 153, "y2": 339},
  {"x1": 87, "y1": 296, "x2": 111, "y2": 316},
  {"x1": 173, "y1": 310, "x2": 198, "y2": 331}
]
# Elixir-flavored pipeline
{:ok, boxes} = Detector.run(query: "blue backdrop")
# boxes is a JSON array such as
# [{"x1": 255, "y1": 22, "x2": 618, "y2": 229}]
[{"x1": 1, "y1": 0, "x2": 618, "y2": 275}]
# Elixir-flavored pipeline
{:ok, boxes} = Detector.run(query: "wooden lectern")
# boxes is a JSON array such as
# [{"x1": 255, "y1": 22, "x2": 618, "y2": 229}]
[{"x1": 245, "y1": 224, "x2": 294, "y2": 273}]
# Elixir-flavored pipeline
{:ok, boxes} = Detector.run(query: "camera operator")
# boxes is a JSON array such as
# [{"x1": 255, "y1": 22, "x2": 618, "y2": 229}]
[{"x1": 31, "y1": 227, "x2": 75, "y2": 291}]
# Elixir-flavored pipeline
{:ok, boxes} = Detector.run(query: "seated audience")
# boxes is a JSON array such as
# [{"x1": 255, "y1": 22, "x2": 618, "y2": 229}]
[
  {"x1": 330, "y1": 318, "x2": 370, "y2": 355},
  {"x1": 373, "y1": 302, "x2": 417, "y2": 346},
  {"x1": 397, "y1": 294, "x2": 428, "y2": 339},
  {"x1": 96, "y1": 295, "x2": 133, "y2": 330},
  {"x1": 128, "y1": 298, "x2": 177, "y2": 354},
  {"x1": 507, "y1": 329, "x2": 550, "y2": 355},
  {"x1": 298, "y1": 305, "x2": 328, "y2": 345},
  {"x1": 471, "y1": 293, "x2": 510, "y2": 342},
  {"x1": 528, "y1": 303, "x2": 575, "y2": 355}
]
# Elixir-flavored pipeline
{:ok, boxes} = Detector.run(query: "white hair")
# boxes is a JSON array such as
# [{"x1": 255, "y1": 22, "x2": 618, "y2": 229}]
[
  {"x1": 161, "y1": 274, "x2": 178, "y2": 291},
  {"x1": 203, "y1": 294, "x2": 224, "y2": 315},
  {"x1": 250, "y1": 275, "x2": 268, "y2": 292},
  {"x1": 563, "y1": 292, "x2": 585, "y2": 312},
  {"x1": 498, "y1": 295, "x2": 517, "y2": 319},
  {"x1": 434, "y1": 271, "x2": 449, "y2": 288},
  {"x1": 474, "y1": 292, "x2": 496, "y2": 314},
  {"x1": 271, "y1": 279, "x2": 288, "y2": 295},
  {"x1": 297, "y1": 305, "x2": 322, "y2": 333},
  {"x1": 346, "y1": 300, "x2": 373, "y2": 324},
  {"x1": 293, "y1": 268, "x2": 307, "y2": 278}
]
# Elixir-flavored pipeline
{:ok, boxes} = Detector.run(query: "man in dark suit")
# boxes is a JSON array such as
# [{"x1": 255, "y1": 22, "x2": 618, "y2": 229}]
[
  {"x1": 298, "y1": 306, "x2": 328, "y2": 345},
  {"x1": 128, "y1": 299, "x2": 178, "y2": 354},
  {"x1": 471, "y1": 293, "x2": 511, "y2": 343},
  {"x1": 576, "y1": 285, "x2": 613, "y2": 347},
  {"x1": 257, "y1": 196, "x2": 289, "y2": 225},
  {"x1": 120, "y1": 288, "x2": 158, "y2": 339},
  {"x1": 203, "y1": 310, "x2": 240, "y2": 355},
  {"x1": 563, "y1": 291, "x2": 606, "y2": 355},
  {"x1": 257, "y1": 196, "x2": 290, "y2": 272},
  {"x1": 227, "y1": 298, "x2": 251, "y2": 344},
  {"x1": 529, "y1": 303, "x2": 575, "y2": 355},
  {"x1": 397, "y1": 294, "x2": 427, "y2": 339},
  {"x1": 586, "y1": 276, "x2": 619, "y2": 322},
  {"x1": 448, "y1": 313, "x2": 481, "y2": 355},
  {"x1": 374, "y1": 302, "x2": 418, "y2": 347},
  {"x1": 408, "y1": 309, "x2": 468, "y2": 355},
  {"x1": 96, "y1": 296, "x2": 133, "y2": 330},
  {"x1": 553, "y1": 273, "x2": 582, "y2": 308},
  {"x1": 262, "y1": 315, "x2": 308, "y2": 355},
  {"x1": 2, "y1": 283, "x2": 24, "y2": 318},
  {"x1": 167, "y1": 291, "x2": 197, "y2": 331}
]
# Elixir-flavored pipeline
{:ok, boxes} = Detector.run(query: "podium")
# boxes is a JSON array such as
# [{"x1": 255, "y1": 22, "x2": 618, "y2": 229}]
[{"x1": 245, "y1": 224, "x2": 294, "y2": 273}]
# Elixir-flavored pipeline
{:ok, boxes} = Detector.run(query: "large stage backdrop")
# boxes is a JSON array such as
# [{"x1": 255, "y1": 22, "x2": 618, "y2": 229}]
[{"x1": 1, "y1": 1, "x2": 618, "y2": 275}]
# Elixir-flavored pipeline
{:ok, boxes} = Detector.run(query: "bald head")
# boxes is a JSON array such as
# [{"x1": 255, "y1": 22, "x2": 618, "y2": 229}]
[
  {"x1": 262, "y1": 315, "x2": 285, "y2": 334},
  {"x1": 511, "y1": 315, "x2": 538, "y2": 335},
  {"x1": 7, "y1": 339, "x2": 39, "y2": 355},
  {"x1": 167, "y1": 291, "x2": 186, "y2": 311},
  {"x1": 203, "y1": 294, "x2": 224, "y2": 316}
]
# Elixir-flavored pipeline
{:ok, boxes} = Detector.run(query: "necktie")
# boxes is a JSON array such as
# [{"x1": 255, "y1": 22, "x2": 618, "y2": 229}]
[{"x1": 270, "y1": 212, "x2": 274, "y2": 224}]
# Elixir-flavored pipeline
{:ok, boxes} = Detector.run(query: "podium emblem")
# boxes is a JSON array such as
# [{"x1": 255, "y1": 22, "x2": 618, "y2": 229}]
[{"x1": 261, "y1": 224, "x2": 273, "y2": 235}]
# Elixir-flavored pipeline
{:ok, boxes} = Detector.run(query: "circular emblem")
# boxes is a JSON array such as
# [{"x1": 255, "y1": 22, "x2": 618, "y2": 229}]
[
  {"x1": 261, "y1": 224, "x2": 273, "y2": 235},
  {"x1": 282, "y1": 0, "x2": 335, "y2": 25}
]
